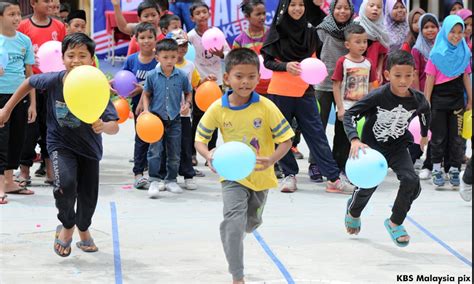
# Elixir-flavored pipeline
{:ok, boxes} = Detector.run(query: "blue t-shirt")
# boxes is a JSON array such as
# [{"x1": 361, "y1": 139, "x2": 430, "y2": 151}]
[
  {"x1": 143, "y1": 66, "x2": 192, "y2": 120},
  {"x1": 122, "y1": 53, "x2": 158, "y2": 105},
  {"x1": 0, "y1": 32, "x2": 35, "y2": 94},
  {"x1": 29, "y1": 71, "x2": 119, "y2": 160}
]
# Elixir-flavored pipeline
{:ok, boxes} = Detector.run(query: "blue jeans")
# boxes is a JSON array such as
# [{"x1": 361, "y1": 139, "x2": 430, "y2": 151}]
[
  {"x1": 169, "y1": 2, "x2": 195, "y2": 31},
  {"x1": 148, "y1": 117, "x2": 182, "y2": 182}
]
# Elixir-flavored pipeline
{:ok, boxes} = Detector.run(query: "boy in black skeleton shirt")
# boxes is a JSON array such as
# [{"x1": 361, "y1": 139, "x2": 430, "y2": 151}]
[{"x1": 343, "y1": 50, "x2": 431, "y2": 247}]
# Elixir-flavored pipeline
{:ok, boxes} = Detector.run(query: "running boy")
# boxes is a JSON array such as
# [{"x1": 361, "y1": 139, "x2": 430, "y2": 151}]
[
  {"x1": 0, "y1": 33, "x2": 119, "y2": 256},
  {"x1": 343, "y1": 50, "x2": 431, "y2": 247},
  {"x1": 195, "y1": 48, "x2": 294, "y2": 283}
]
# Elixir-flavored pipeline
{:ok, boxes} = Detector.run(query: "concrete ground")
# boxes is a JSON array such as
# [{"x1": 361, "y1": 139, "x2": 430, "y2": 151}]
[{"x1": 1, "y1": 59, "x2": 472, "y2": 283}]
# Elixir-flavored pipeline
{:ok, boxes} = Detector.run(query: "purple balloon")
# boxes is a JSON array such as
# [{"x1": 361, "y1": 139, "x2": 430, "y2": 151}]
[{"x1": 113, "y1": 70, "x2": 137, "y2": 98}]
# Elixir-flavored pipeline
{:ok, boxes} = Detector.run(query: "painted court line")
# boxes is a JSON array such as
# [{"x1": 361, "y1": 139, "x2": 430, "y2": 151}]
[
  {"x1": 253, "y1": 230, "x2": 295, "y2": 284},
  {"x1": 405, "y1": 215, "x2": 472, "y2": 267},
  {"x1": 110, "y1": 202, "x2": 123, "y2": 284}
]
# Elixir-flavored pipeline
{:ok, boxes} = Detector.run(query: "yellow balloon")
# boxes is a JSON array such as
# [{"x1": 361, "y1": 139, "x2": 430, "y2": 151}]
[
  {"x1": 462, "y1": 110, "x2": 472, "y2": 139},
  {"x1": 63, "y1": 65, "x2": 110, "y2": 124}
]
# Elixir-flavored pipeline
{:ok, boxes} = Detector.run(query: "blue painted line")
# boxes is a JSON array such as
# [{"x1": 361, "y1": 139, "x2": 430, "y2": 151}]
[
  {"x1": 110, "y1": 202, "x2": 123, "y2": 284},
  {"x1": 252, "y1": 230, "x2": 295, "y2": 284},
  {"x1": 405, "y1": 215, "x2": 472, "y2": 267}
]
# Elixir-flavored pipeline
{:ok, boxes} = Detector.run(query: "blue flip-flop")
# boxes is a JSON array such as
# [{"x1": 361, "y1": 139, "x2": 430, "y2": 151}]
[
  {"x1": 345, "y1": 199, "x2": 361, "y2": 234},
  {"x1": 384, "y1": 219, "x2": 410, "y2": 247},
  {"x1": 76, "y1": 238, "x2": 99, "y2": 253},
  {"x1": 54, "y1": 225, "x2": 72, "y2": 257}
]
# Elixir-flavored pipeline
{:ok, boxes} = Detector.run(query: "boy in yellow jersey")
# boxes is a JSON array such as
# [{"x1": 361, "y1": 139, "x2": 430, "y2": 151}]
[{"x1": 195, "y1": 48, "x2": 294, "y2": 284}]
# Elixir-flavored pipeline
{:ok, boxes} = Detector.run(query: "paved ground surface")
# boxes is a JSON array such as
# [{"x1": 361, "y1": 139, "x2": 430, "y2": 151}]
[{"x1": 0, "y1": 59, "x2": 471, "y2": 284}]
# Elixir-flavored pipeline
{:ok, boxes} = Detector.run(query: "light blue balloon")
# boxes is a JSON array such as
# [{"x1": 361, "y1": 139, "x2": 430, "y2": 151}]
[
  {"x1": 185, "y1": 43, "x2": 196, "y2": 62},
  {"x1": 212, "y1": 141, "x2": 256, "y2": 181},
  {"x1": 328, "y1": 103, "x2": 336, "y2": 125},
  {"x1": 345, "y1": 148, "x2": 388, "y2": 189},
  {"x1": 0, "y1": 47, "x2": 8, "y2": 69}
]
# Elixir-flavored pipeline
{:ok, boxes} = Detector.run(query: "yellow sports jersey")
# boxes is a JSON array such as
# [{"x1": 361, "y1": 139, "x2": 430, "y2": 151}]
[{"x1": 196, "y1": 91, "x2": 294, "y2": 191}]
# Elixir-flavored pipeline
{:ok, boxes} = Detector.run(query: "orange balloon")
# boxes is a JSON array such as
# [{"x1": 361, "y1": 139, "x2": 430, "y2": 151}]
[
  {"x1": 195, "y1": 81, "x2": 222, "y2": 111},
  {"x1": 136, "y1": 112, "x2": 164, "y2": 143},
  {"x1": 113, "y1": 98, "x2": 130, "y2": 124}
]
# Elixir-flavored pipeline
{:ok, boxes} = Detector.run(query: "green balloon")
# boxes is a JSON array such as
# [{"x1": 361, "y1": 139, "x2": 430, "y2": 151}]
[
  {"x1": 357, "y1": 117, "x2": 365, "y2": 138},
  {"x1": 317, "y1": 100, "x2": 321, "y2": 113}
]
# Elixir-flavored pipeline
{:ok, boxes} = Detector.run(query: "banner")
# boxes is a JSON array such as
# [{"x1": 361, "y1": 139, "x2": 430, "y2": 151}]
[{"x1": 121, "y1": 0, "x2": 142, "y2": 11}]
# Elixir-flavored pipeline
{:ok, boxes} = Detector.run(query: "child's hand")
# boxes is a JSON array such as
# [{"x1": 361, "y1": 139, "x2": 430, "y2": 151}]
[
  {"x1": 349, "y1": 139, "x2": 369, "y2": 159},
  {"x1": 0, "y1": 67, "x2": 4, "y2": 76},
  {"x1": 207, "y1": 149, "x2": 217, "y2": 173},
  {"x1": 286, "y1": 62, "x2": 301, "y2": 76},
  {"x1": 180, "y1": 101, "x2": 190, "y2": 115},
  {"x1": 0, "y1": 109, "x2": 11, "y2": 128},
  {"x1": 92, "y1": 119, "x2": 105, "y2": 134},
  {"x1": 420, "y1": 136, "x2": 429, "y2": 152},
  {"x1": 255, "y1": 156, "x2": 275, "y2": 172},
  {"x1": 111, "y1": 0, "x2": 120, "y2": 6},
  {"x1": 27, "y1": 104, "x2": 37, "y2": 124},
  {"x1": 109, "y1": 79, "x2": 118, "y2": 94},
  {"x1": 209, "y1": 47, "x2": 224, "y2": 59},
  {"x1": 203, "y1": 74, "x2": 217, "y2": 82},
  {"x1": 337, "y1": 107, "x2": 345, "y2": 121},
  {"x1": 466, "y1": 100, "x2": 472, "y2": 111},
  {"x1": 130, "y1": 82, "x2": 143, "y2": 97}
]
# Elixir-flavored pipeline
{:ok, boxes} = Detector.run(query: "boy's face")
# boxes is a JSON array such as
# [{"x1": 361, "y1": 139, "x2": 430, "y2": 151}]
[
  {"x1": 1, "y1": 5, "x2": 22, "y2": 30},
  {"x1": 137, "y1": 30, "x2": 157, "y2": 53},
  {"x1": 168, "y1": 19, "x2": 182, "y2": 32},
  {"x1": 62, "y1": 44, "x2": 94, "y2": 71},
  {"x1": 140, "y1": 8, "x2": 160, "y2": 29},
  {"x1": 60, "y1": 11, "x2": 69, "y2": 22},
  {"x1": 384, "y1": 65, "x2": 414, "y2": 96},
  {"x1": 51, "y1": 0, "x2": 60, "y2": 17},
  {"x1": 31, "y1": 0, "x2": 53, "y2": 17},
  {"x1": 66, "y1": 18, "x2": 86, "y2": 34},
  {"x1": 177, "y1": 43, "x2": 188, "y2": 60},
  {"x1": 345, "y1": 33, "x2": 368, "y2": 56},
  {"x1": 191, "y1": 7, "x2": 210, "y2": 26},
  {"x1": 156, "y1": 50, "x2": 179, "y2": 71},
  {"x1": 223, "y1": 64, "x2": 260, "y2": 99}
]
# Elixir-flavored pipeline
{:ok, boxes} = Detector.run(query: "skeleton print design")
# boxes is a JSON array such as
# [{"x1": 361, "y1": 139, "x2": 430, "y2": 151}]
[{"x1": 373, "y1": 105, "x2": 415, "y2": 142}]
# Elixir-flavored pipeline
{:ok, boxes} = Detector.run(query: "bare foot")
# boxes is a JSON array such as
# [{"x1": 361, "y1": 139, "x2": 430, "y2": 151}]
[
  {"x1": 55, "y1": 226, "x2": 75, "y2": 256},
  {"x1": 389, "y1": 220, "x2": 410, "y2": 243}
]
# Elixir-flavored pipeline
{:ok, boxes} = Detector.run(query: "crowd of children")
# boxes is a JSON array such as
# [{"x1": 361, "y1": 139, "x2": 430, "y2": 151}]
[{"x1": 0, "y1": 0, "x2": 472, "y2": 283}]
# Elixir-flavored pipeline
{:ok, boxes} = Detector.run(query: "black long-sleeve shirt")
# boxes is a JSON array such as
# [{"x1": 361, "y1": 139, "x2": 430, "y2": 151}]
[{"x1": 343, "y1": 84, "x2": 431, "y2": 150}]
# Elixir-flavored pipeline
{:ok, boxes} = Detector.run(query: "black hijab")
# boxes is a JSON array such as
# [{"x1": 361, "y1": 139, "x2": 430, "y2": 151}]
[
  {"x1": 305, "y1": 0, "x2": 326, "y2": 27},
  {"x1": 261, "y1": 0, "x2": 319, "y2": 62}
]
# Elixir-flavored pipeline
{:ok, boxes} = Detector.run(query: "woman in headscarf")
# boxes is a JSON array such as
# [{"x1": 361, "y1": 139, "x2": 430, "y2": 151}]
[
  {"x1": 384, "y1": 0, "x2": 409, "y2": 52},
  {"x1": 401, "y1": 7, "x2": 425, "y2": 52},
  {"x1": 261, "y1": 0, "x2": 354, "y2": 194},
  {"x1": 443, "y1": 0, "x2": 464, "y2": 21},
  {"x1": 457, "y1": 8, "x2": 472, "y2": 49}
]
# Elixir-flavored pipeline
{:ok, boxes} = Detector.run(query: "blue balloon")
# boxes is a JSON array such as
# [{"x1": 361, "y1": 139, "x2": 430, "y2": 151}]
[
  {"x1": 0, "y1": 47, "x2": 8, "y2": 69},
  {"x1": 345, "y1": 148, "x2": 388, "y2": 189},
  {"x1": 212, "y1": 141, "x2": 256, "y2": 181},
  {"x1": 328, "y1": 103, "x2": 336, "y2": 125},
  {"x1": 185, "y1": 43, "x2": 196, "y2": 62}
]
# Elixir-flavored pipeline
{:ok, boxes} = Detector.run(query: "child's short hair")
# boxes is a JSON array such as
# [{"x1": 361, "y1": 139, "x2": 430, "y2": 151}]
[
  {"x1": 137, "y1": 0, "x2": 160, "y2": 17},
  {"x1": 134, "y1": 22, "x2": 157, "y2": 37},
  {"x1": 154, "y1": 0, "x2": 169, "y2": 11},
  {"x1": 385, "y1": 50, "x2": 415, "y2": 71},
  {"x1": 0, "y1": 0, "x2": 19, "y2": 15},
  {"x1": 60, "y1": 2, "x2": 70, "y2": 13},
  {"x1": 225, "y1": 48, "x2": 260, "y2": 73},
  {"x1": 62, "y1": 33, "x2": 96, "y2": 57},
  {"x1": 240, "y1": 0, "x2": 265, "y2": 17},
  {"x1": 344, "y1": 24, "x2": 366, "y2": 41},
  {"x1": 155, "y1": 38, "x2": 178, "y2": 54},
  {"x1": 190, "y1": 2, "x2": 209, "y2": 16},
  {"x1": 159, "y1": 14, "x2": 181, "y2": 29}
]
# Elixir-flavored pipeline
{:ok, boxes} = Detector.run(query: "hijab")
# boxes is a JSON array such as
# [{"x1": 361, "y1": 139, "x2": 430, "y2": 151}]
[
  {"x1": 316, "y1": 0, "x2": 355, "y2": 41},
  {"x1": 443, "y1": 0, "x2": 464, "y2": 21},
  {"x1": 357, "y1": 0, "x2": 390, "y2": 48},
  {"x1": 429, "y1": 15, "x2": 471, "y2": 77},
  {"x1": 384, "y1": 0, "x2": 409, "y2": 51},
  {"x1": 305, "y1": 0, "x2": 326, "y2": 27},
  {"x1": 457, "y1": 8, "x2": 473, "y2": 21},
  {"x1": 405, "y1": 8, "x2": 425, "y2": 49},
  {"x1": 413, "y1": 13, "x2": 439, "y2": 59},
  {"x1": 261, "y1": 0, "x2": 318, "y2": 62}
]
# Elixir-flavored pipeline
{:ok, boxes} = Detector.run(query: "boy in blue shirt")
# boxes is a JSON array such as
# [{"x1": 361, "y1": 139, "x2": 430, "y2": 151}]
[
  {"x1": 122, "y1": 22, "x2": 158, "y2": 189},
  {"x1": 142, "y1": 38, "x2": 192, "y2": 197},
  {"x1": 0, "y1": 0, "x2": 36, "y2": 203}
]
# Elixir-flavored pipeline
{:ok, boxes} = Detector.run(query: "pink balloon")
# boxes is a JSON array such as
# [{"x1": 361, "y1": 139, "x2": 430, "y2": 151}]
[
  {"x1": 409, "y1": 117, "x2": 432, "y2": 144},
  {"x1": 300, "y1": 58, "x2": 328, "y2": 85},
  {"x1": 37, "y1": 41, "x2": 65, "y2": 73},
  {"x1": 258, "y1": 55, "x2": 272, "y2": 80},
  {"x1": 202, "y1": 27, "x2": 226, "y2": 51}
]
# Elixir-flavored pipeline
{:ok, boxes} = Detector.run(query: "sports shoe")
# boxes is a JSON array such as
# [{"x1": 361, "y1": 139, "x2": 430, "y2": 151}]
[
  {"x1": 291, "y1": 147, "x2": 304, "y2": 160},
  {"x1": 148, "y1": 181, "x2": 164, "y2": 198},
  {"x1": 432, "y1": 170, "x2": 445, "y2": 187},
  {"x1": 166, "y1": 182, "x2": 183, "y2": 193},
  {"x1": 280, "y1": 175, "x2": 297, "y2": 193},
  {"x1": 194, "y1": 168, "x2": 205, "y2": 177},
  {"x1": 414, "y1": 159, "x2": 423, "y2": 170},
  {"x1": 326, "y1": 179, "x2": 355, "y2": 194},
  {"x1": 308, "y1": 164, "x2": 323, "y2": 183},
  {"x1": 459, "y1": 171, "x2": 472, "y2": 202},
  {"x1": 274, "y1": 163, "x2": 284, "y2": 179},
  {"x1": 418, "y1": 168, "x2": 431, "y2": 180},
  {"x1": 448, "y1": 168, "x2": 460, "y2": 187},
  {"x1": 184, "y1": 179, "x2": 197, "y2": 190}
]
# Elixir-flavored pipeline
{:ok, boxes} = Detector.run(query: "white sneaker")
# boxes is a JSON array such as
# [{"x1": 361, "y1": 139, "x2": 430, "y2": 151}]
[
  {"x1": 280, "y1": 175, "x2": 297, "y2": 193},
  {"x1": 184, "y1": 179, "x2": 197, "y2": 190},
  {"x1": 166, "y1": 182, "x2": 183, "y2": 193},
  {"x1": 418, "y1": 169, "x2": 431, "y2": 180},
  {"x1": 414, "y1": 159, "x2": 423, "y2": 170},
  {"x1": 148, "y1": 181, "x2": 164, "y2": 198},
  {"x1": 459, "y1": 171, "x2": 472, "y2": 202}
]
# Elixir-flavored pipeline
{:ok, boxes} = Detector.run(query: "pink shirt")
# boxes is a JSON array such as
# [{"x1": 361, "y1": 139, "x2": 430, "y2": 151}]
[{"x1": 425, "y1": 59, "x2": 472, "y2": 85}]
